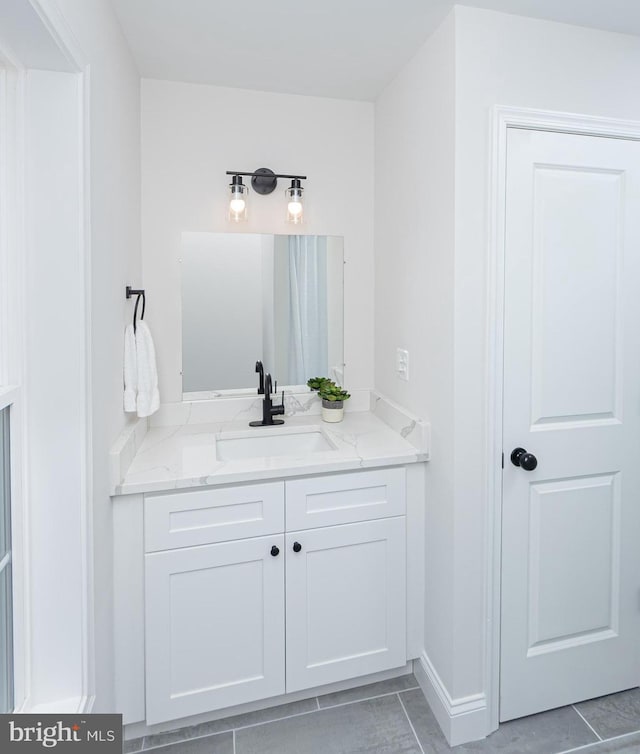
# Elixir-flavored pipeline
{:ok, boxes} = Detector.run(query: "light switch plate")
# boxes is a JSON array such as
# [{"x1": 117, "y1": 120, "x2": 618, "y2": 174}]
[{"x1": 396, "y1": 348, "x2": 409, "y2": 381}]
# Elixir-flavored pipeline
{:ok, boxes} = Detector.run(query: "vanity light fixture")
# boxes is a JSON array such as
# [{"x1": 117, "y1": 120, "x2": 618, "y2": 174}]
[
  {"x1": 228, "y1": 175, "x2": 249, "y2": 223},
  {"x1": 226, "y1": 168, "x2": 307, "y2": 224},
  {"x1": 285, "y1": 178, "x2": 304, "y2": 225}
]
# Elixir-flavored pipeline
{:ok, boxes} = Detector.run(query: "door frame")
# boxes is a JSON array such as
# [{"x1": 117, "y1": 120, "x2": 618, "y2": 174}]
[
  {"x1": 485, "y1": 106, "x2": 640, "y2": 733},
  {"x1": 0, "y1": 44, "x2": 27, "y2": 710},
  {"x1": 0, "y1": 0, "x2": 94, "y2": 712}
]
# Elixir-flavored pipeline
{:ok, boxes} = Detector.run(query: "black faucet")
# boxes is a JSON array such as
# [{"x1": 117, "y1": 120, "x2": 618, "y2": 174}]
[
  {"x1": 249, "y1": 373, "x2": 285, "y2": 427},
  {"x1": 255, "y1": 360, "x2": 265, "y2": 395}
]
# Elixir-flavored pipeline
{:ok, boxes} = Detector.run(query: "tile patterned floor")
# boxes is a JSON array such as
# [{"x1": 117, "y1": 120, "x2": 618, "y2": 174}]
[{"x1": 123, "y1": 677, "x2": 640, "y2": 754}]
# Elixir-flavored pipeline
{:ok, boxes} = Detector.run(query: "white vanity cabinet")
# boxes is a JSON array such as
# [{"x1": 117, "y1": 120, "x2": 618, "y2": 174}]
[{"x1": 114, "y1": 466, "x2": 417, "y2": 729}]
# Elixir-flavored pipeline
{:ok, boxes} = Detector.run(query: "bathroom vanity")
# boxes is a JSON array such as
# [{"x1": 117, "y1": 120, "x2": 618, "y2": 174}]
[{"x1": 111, "y1": 396, "x2": 429, "y2": 735}]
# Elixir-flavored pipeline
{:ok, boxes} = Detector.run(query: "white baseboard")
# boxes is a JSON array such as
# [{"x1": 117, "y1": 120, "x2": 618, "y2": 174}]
[
  {"x1": 413, "y1": 652, "x2": 488, "y2": 746},
  {"x1": 26, "y1": 696, "x2": 87, "y2": 714},
  {"x1": 80, "y1": 694, "x2": 96, "y2": 714}
]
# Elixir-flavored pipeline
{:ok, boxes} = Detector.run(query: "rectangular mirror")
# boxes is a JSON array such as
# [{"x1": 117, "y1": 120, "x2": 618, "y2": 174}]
[{"x1": 181, "y1": 232, "x2": 344, "y2": 397}]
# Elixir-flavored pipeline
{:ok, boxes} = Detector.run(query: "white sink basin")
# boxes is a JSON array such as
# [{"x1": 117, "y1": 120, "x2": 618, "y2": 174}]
[{"x1": 216, "y1": 428, "x2": 336, "y2": 461}]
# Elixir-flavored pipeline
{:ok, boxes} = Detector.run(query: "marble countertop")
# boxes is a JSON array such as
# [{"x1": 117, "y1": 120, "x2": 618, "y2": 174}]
[{"x1": 112, "y1": 411, "x2": 428, "y2": 496}]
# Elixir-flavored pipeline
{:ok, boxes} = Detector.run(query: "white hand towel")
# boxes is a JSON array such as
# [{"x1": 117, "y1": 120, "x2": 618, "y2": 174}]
[
  {"x1": 135, "y1": 320, "x2": 160, "y2": 418},
  {"x1": 123, "y1": 323, "x2": 137, "y2": 413}
]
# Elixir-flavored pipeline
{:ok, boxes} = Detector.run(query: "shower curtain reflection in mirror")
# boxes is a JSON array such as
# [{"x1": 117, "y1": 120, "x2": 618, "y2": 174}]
[{"x1": 287, "y1": 235, "x2": 328, "y2": 384}]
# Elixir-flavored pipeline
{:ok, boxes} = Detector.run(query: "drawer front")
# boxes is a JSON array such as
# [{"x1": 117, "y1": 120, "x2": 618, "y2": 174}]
[
  {"x1": 145, "y1": 482, "x2": 284, "y2": 552},
  {"x1": 285, "y1": 467, "x2": 406, "y2": 531}
]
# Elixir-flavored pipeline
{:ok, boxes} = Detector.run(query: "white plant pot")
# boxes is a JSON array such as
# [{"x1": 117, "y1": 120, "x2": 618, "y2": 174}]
[{"x1": 322, "y1": 399, "x2": 344, "y2": 423}]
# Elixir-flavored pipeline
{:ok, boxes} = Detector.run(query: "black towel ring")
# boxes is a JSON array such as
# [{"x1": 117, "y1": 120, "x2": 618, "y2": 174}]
[{"x1": 126, "y1": 285, "x2": 146, "y2": 333}]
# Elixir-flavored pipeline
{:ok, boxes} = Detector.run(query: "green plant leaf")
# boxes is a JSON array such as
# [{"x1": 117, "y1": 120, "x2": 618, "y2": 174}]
[{"x1": 319, "y1": 382, "x2": 350, "y2": 402}]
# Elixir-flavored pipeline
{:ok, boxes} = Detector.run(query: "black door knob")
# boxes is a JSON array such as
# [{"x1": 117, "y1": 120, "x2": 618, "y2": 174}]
[
  {"x1": 270, "y1": 545, "x2": 280, "y2": 557},
  {"x1": 511, "y1": 447, "x2": 538, "y2": 471},
  {"x1": 293, "y1": 542, "x2": 302, "y2": 553}
]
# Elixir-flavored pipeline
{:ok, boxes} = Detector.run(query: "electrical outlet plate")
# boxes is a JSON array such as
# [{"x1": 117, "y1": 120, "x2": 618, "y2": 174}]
[{"x1": 396, "y1": 348, "x2": 409, "y2": 381}]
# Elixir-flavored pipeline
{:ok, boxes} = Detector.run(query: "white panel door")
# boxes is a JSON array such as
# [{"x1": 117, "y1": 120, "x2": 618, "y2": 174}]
[
  {"x1": 501, "y1": 128, "x2": 640, "y2": 721},
  {"x1": 145, "y1": 535, "x2": 285, "y2": 724},
  {"x1": 286, "y1": 517, "x2": 406, "y2": 692}
]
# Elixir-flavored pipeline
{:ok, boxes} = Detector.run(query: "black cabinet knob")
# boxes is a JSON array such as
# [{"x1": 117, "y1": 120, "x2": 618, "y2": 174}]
[
  {"x1": 293, "y1": 542, "x2": 302, "y2": 553},
  {"x1": 511, "y1": 447, "x2": 538, "y2": 471},
  {"x1": 270, "y1": 545, "x2": 280, "y2": 557}
]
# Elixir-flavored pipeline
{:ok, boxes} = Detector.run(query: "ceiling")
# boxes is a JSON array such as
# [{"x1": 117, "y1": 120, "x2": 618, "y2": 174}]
[
  {"x1": 110, "y1": 0, "x2": 640, "y2": 101},
  {"x1": 0, "y1": 0, "x2": 76, "y2": 71}
]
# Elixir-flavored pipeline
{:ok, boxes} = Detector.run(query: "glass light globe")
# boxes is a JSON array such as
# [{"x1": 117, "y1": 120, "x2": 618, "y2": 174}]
[
  {"x1": 230, "y1": 197, "x2": 246, "y2": 214},
  {"x1": 287, "y1": 200, "x2": 303, "y2": 217},
  {"x1": 228, "y1": 175, "x2": 248, "y2": 222},
  {"x1": 286, "y1": 179, "x2": 304, "y2": 224}
]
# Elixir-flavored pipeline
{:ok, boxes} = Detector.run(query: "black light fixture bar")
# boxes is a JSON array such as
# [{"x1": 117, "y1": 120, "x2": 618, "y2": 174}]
[
  {"x1": 226, "y1": 167, "x2": 307, "y2": 217},
  {"x1": 226, "y1": 170, "x2": 307, "y2": 180}
]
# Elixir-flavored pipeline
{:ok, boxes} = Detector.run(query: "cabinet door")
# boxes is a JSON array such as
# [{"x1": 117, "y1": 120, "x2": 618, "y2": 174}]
[
  {"x1": 145, "y1": 535, "x2": 285, "y2": 724},
  {"x1": 286, "y1": 517, "x2": 406, "y2": 692}
]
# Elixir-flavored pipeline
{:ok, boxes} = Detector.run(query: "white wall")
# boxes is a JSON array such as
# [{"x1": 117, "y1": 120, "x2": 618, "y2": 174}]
[
  {"x1": 141, "y1": 79, "x2": 374, "y2": 402},
  {"x1": 51, "y1": 0, "x2": 141, "y2": 712},
  {"x1": 374, "y1": 11, "x2": 456, "y2": 691}
]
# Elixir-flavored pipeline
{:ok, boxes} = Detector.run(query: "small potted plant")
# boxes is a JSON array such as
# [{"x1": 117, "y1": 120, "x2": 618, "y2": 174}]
[
  {"x1": 318, "y1": 383, "x2": 350, "y2": 423},
  {"x1": 307, "y1": 377, "x2": 334, "y2": 392}
]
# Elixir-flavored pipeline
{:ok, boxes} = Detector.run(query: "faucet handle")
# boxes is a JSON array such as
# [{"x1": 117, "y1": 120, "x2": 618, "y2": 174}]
[
  {"x1": 255, "y1": 360, "x2": 265, "y2": 394},
  {"x1": 274, "y1": 380, "x2": 277, "y2": 394}
]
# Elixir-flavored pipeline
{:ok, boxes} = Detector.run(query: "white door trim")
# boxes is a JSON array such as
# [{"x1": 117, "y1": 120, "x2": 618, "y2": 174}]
[
  {"x1": 28, "y1": 2, "x2": 95, "y2": 713},
  {"x1": 485, "y1": 105, "x2": 640, "y2": 734},
  {"x1": 0, "y1": 51, "x2": 28, "y2": 711},
  {"x1": 1, "y1": 0, "x2": 95, "y2": 714}
]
